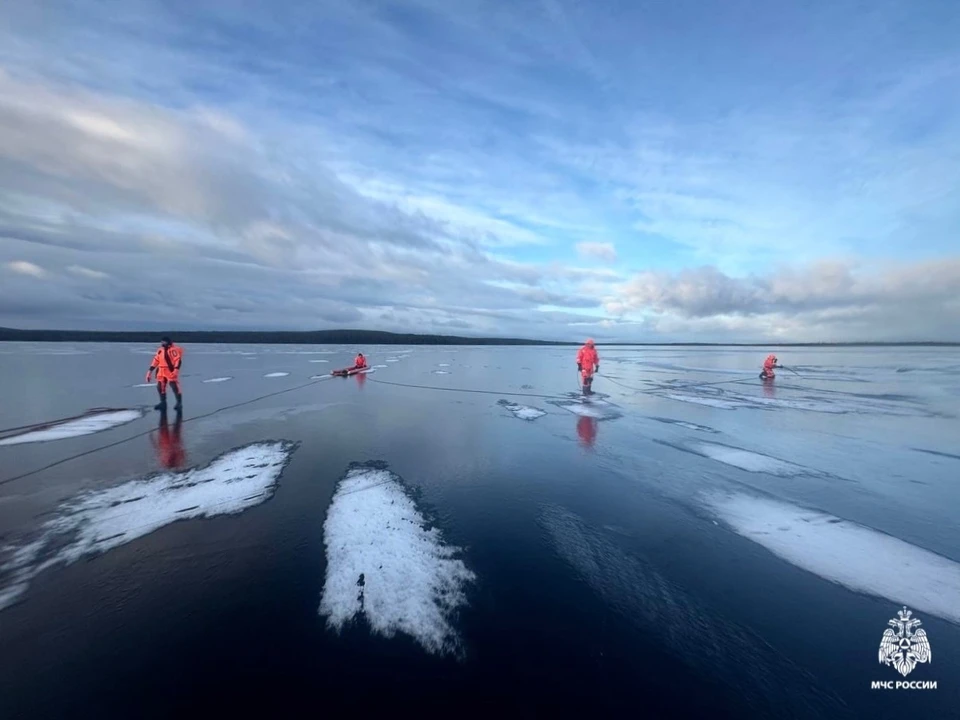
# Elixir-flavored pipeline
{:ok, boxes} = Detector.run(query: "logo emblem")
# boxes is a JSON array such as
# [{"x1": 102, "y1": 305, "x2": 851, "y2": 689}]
[{"x1": 879, "y1": 607, "x2": 932, "y2": 677}]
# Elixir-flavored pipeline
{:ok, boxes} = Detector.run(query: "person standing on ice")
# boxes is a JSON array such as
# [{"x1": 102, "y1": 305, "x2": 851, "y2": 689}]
[
  {"x1": 576, "y1": 339, "x2": 600, "y2": 393},
  {"x1": 760, "y1": 353, "x2": 782, "y2": 380},
  {"x1": 146, "y1": 336, "x2": 184, "y2": 411}
]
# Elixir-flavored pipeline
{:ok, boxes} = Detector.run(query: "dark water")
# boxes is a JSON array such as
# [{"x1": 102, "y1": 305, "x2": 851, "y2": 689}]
[{"x1": 0, "y1": 343, "x2": 958, "y2": 718}]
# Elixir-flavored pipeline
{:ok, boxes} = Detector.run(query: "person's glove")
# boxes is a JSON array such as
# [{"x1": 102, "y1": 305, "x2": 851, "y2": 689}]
[
  {"x1": 595, "y1": 365, "x2": 600, "y2": 373},
  {"x1": 145, "y1": 372, "x2": 152, "y2": 383},
  {"x1": 577, "y1": 363, "x2": 582, "y2": 372}
]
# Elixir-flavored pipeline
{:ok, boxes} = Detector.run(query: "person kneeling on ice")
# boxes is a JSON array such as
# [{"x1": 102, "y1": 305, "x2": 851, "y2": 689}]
[
  {"x1": 353, "y1": 352, "x2": 368, "y2": 370},
  {"x1": 146, "y1": 336, "x2": 184, "y2": 411},
  {"x1": 576, "y1": 339, "x2": 600, "y2": 393},
  {"x1": 760, "y1": 353, "x2": 782, "y2": 380}
]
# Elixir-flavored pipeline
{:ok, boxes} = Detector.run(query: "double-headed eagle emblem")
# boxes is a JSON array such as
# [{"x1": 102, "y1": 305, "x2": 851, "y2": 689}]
[{"x1": 879, "y1": 606, "x2": 932, "y2": 677}]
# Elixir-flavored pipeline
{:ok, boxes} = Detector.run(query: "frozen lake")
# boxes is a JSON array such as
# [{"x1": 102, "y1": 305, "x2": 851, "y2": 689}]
[{"x1": 0, "y1": 342, "x2": 958, "y2": 718}]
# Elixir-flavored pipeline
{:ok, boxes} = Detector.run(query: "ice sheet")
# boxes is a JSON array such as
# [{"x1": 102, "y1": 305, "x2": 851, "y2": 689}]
[
  {"x1": 540, "y1": 506, "x2": 849, "y2": 717},
  {"x1": 498, "y1": 399, "x2": 546, "y2": 421},
  {"x1": 318, "y1": 464, "x2": 475, "y2": 655},
  {"x1": 705, "y1": 492, "x2": 960, "y2": 626},
  {"x1": 0, "y1": 409, "x2": 143, "y2": 446},
  {"x1": 0, "y1": 441, "x2": 297, "y2": 610}
]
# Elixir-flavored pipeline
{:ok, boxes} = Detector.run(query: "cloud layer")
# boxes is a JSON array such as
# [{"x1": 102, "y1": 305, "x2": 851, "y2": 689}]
[{"x1": 0, "y1": 0, "x2": 958, "y2": 341}]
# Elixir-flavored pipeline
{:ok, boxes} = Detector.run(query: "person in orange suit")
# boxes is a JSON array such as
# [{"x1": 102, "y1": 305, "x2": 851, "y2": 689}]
[
  {"x1": 760, "y1": 353, "x2": 782, "y2": 380},
  {"x1": 576, "y1": 339, "x2": 600, "y2": 393},
  {"x1": 146, "y1": 336, "x2": 184, "y2": 411},
  {"x1": 354, "y1": 352, "x2": 368, "y2": 370}
]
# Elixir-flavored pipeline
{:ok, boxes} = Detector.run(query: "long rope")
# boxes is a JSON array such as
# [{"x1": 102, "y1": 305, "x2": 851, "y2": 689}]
[{"x1": 0, "y1": 375, "x2": 334, "y2": 487}]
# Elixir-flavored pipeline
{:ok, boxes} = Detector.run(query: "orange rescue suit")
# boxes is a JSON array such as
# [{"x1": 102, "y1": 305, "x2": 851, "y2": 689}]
[
  {"x1": 151, "y1": 344, "x2": 184, "y2": 381},
  {"x1": 577, "y1": 344, "x2": 599, "y2": 377},
  {"x1": 354, "y1": 354, "x2": 367, "y2": 369}
]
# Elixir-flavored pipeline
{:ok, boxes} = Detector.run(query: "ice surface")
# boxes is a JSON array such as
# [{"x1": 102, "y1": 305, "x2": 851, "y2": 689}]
[
  {"x1": 664, "y1": 393, "x2": 747, "y2": 410},
  {"x1": 540, "y1": 506, "x2": 849, "y2": 717},
  {"x1": 0, "y1": 441, "x2": 297, "y2": 610},
  {"x1": 0, "y1": 409, "x2": 143, "y2": 446},
  {"x1": 264, "y1": 372, "x2": 289, "y2": 378},
  {"x1": 705, "y1": 493, "x2": 960, "y2": 626},
  {"x1": 649, "y1": 417, "x2": 720, "y2": 433},
  {"x1": 318, "y1": 464, "x2": 475, "y2": 655},
  {"x1": 202, "y1": 377, "x2": 233, "y2": 383},
  {"x1": 497, "y1": 399, "x2": 546, "y2": 421}
]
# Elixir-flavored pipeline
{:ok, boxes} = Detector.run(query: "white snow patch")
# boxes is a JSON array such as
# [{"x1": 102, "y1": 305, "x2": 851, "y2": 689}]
[
  {"x1": 202, "y1": 377, "x2": 233, "y2": 383},
  {"x1": 309, "y1": 359, "x2": 329, "y2": 363},
  {"x1": 132, "y1": 383, "x2": 154, "y2": 388},
  {"x1": 433, "y1": 370, "x2": 450, "y2": 375},
  {"x1": 0, "y1": 409, "x2": 143, "y2": 446},
  {"x1": 373, "y1": 364, "x2": 388, "y2": 369},
  {"x1": 438, "y1": 363, "x2": 450, "y2": 367},
  {"x1": 498, "y1": 400, "x2": 546, "y2": 421},
  {"x1": 691, "y1": 442, "x2": 815, "y2": 477},
  {"x1": 386, "y1": 358, "x2": 400, "y2": 363},
  {"x1": 0, "y1": 441, "x2": 297, "y2": 610},
  {"x1": 310, "y1": 374, "x2": 332, "y2": 380},
  {"x1": 318, "y1": 465, "x2": 475, "y2": 655},
  {"x1": 264, "y1": 372, "x2": 289, "y2": 378},
  {"x1": 664, "y1": 394, "x2": 746, "y2": 410},
  {"x1": 549, "y1": 397, "x2": 622, "y2": 420},
  {"x1": 706, "y1": 493, "x2": 960, "y2": 626}
]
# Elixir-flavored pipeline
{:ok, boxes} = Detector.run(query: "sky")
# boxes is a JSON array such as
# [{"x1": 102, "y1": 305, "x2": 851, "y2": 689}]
[{"x1": 1, "y1": 0, "x2": 958, "y2": 342}]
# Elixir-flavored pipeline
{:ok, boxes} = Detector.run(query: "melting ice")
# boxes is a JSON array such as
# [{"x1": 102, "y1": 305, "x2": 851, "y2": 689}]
[
  {"x1": 0, "y1": 409, "x2": 143, "y2": 446},
  {"x1": 318, "y1": 464, "x2": 475, "y2": 655},
  {"x1": 0, "y1": 441, "x2": 297, "y2": 610}
]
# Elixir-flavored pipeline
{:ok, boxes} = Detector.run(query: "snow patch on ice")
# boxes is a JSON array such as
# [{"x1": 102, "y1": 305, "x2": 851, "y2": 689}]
[
  {"x1": 264, "y1": 372, "x2": 289, "y2": 378},
  {"x1": 0, "y1": 441, "x2": 297, "y2": 610},
  {"x1": 497, "y1": 399, "x2": 546, "y2": 421},
  {"x1": 202, "y1": 377, "x2": 233, "y2": 383},
  {"x1": 386, "y1": 358, "x2": 400, "y2": 363},
  {"x1": 310, "y1": 374, "x2": 332, "y2": 380},
  {"x1": 309, "y1": 359, "x2": 329, "y2": 363},
  {"x1": 438, "y1": 363, "x2": 450, "y2": 367},
  {"x1": 433, "y1": 370, "x2": 450, "y2": 375},
  {"x1": 318, "y1": 464, "x2": 475, "y2": 655},
  {"x1": 0, "y1": 409, "x2": 143, "y2": 446},
  {"x1": 131, "y1": 383, "x2": 154, "y2": 388},
  {"x1": 664, "y1": 394, "x2": 749, "y2": 410},
  {"x1": 373, "y1": 364, "x2": 388, "y2": 369},
  {"x1": 705, "y1": 493, "x2": 960, "y2": 626},
  {"x1": 660, "y1": 441, "x2": 822, "y2": 477}
]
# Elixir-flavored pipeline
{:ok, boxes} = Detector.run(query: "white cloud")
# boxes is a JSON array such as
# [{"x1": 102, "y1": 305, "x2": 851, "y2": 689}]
[
  {"x1": 576, "y1": 242, "x2": 617, "y2": 263},
  {"x1": 5, "y1": 260, "x2": 46, "y2": 278},
  {"x1": 67, "y1": 265, "x2": 110, "y2": 280}
]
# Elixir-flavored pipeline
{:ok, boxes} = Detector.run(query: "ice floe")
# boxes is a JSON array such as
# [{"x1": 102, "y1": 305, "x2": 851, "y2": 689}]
[
  {"x1": 202, "y1": 377, "x2": 233, "y2": 383},
  {"x1": 540, "y1": 506, "x2": 848, "y2": 716},
  {"x1": 658, "y1": 440, "x2": 824, "y2": 477},
  {"x1": 318, "y1": 463, "x2": 475, "y2": 655},
  {"x1": 0, "y1": 441, "x2": 297, "y2": 610},
  {"x1": 264, "y1": 372, "x2": 289, "y2": 378},
  {"x1": 0, "y1": 409, "x2": 143, "y2": 446},
  {"x1": 705, "y1": 492, "x2": 960, "y2": 626},
  {"x1": 497, "y1": 399, "x2": 546, "y2": 421}
]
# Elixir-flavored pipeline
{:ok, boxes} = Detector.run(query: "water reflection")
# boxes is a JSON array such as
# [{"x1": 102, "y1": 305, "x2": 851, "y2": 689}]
[
  {"x1": 577, "y1": 415, "x2": 598, "y2": 449},
  {"x1": 151, "y1": 408, "x2": 186, "y2": 469}
]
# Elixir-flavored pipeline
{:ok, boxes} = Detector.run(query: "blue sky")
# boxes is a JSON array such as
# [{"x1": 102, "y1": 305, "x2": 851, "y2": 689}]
[{"x1": 1, "y1": 0, "x2": 958, "y2": 340}]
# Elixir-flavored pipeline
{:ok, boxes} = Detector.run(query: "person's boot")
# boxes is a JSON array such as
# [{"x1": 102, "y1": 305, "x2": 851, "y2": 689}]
[
  {"x1": 155, "y1": 392, "x2": 167, "y2": 411},
  {"x1": 173, "y1": 393, "x2": 182, "y2": 412}
]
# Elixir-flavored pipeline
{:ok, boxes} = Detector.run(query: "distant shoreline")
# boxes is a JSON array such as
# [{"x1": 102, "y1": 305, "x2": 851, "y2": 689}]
[{"x1": 1, "y1": 327, "x2": 957, "y2": 347}]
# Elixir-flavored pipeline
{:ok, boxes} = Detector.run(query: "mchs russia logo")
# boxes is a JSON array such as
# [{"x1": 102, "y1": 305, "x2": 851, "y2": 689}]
[{"x1": 872, "y1": 607, "x2": 937, "y2": 691}]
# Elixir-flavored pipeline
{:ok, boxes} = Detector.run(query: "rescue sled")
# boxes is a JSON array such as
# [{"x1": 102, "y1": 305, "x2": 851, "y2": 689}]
[{"x1": 332, "y1": 366, "x2": 366, "y2": 377}]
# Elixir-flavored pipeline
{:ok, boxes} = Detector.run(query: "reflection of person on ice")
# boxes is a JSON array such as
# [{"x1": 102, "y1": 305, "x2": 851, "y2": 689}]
[
  {"x1": 576, "y1": 339, "x2": 599, "y2": 394},
  {"x1": 146, "y1": 336, "x2": 184, "y2": 411},
  {"x1": 760, "y1": 353, "x2": 782, "y2": 380},
  {"x1": 152, "y1": 408, "x2": 186, "y2": 469}
]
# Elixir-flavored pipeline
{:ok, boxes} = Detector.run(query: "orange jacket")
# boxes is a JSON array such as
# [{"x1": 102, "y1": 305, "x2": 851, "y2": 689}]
[
  {"x1": 577, "y1": 345, "x2": 599, "y2": 368},
  {"x1": 763, "y1": 354, "x2": 778, "y2": 371},
  {"x1": 354, "y1": 354, "x2": 367, "y2": 369},
  {"x1": 151, "y1": 344, "x2": 183, "y2": 377}
]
